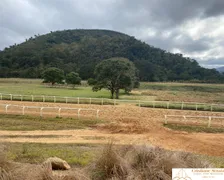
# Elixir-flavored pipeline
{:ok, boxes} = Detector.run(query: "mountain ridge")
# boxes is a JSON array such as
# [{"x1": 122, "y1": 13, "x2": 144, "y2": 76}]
[
  {"x1": 217, "y1": 66, "x2": 224, "y2": 73},
  {"x1": 0, "y1": 29, "x2": 223, "y2": 82}
]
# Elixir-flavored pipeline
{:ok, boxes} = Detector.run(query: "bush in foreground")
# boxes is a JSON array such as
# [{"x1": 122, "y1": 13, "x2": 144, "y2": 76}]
[
  {"x1": 1, "y1": 144, "x2": 212, "y2": 180},
  {"x1": 90, "y1": 144, "x2": 211, "y2": 180}
]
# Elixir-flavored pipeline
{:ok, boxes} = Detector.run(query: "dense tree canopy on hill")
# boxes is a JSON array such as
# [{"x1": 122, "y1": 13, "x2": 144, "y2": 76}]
[{"x1": 0, "y1": 29, "x2": 223, "y2": 82}]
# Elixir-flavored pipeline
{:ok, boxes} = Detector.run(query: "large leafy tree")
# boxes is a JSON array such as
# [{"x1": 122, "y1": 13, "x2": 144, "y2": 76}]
[
  {"x1": 65, "y1": 72, "x2": 81, "y2": 88},
  {"x1": 42, "y1": 67, "x2": 64, "y2": 85},
  {"x1": 91, "y1": 57, "x2": 139, "y2": 99}
]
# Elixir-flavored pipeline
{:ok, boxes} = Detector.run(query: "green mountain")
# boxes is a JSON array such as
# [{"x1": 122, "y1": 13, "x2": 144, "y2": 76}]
[{"x1": 0, "y1": 29, "x2": 223, "y2": 82}]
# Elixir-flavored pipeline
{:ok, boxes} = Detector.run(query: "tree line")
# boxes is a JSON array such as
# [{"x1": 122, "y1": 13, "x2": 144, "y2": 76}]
[
  {"x1": 43, "y1": 68, "x2": 81, "y2": 88},
  {"x1": 43, "y1": 58, "x2": 139, "y2": 99}
]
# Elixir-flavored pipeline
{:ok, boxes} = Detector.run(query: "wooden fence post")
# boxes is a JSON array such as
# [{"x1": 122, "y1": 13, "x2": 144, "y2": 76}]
[
  {"x1": 208, "y1": 116, "x2": 211, "y2": 127},
  {"x1": 167, "y1": 102, "x2": 169, "y2": 109},
  {"x1": 164, "y1": 115, "x2": 167, "y2": 124},
  {"x1": 40, "y1": 107, "x2": 44, "y2": 117},
  {"x1": 58, "y1": 108, "x2": 61, "y2": 117},
  {"x1": 5, "y1": 105, "x2": 10, "y2": 114},
  {"x1": 22, "y1": 106, "x2": 25, "y2": 115},
  {"x1": 96, "y1": 110, "x2": 100, "y2": 119},
  {"x1": 78, "y1": 108, "x2": 81, "y2": 119},
  {"x1": 183, "y1": 116, "x2": 187, "y2": 124},
  {"x1": 181, "y1": 102, "x2": 184, "y2": 110}
]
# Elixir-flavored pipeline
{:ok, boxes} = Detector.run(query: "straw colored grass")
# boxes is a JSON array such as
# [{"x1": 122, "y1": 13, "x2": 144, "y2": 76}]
[
  {"x1": 90, "y1": 144, "x2": 212, "y2": 180},
  {"x1": 1, "y1": 144, "x2": 212, "y2": 180}
]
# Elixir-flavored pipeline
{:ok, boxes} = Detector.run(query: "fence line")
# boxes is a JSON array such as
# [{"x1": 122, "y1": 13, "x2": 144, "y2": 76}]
[
  {"x1": 0, "y1": 103, "x2": 100, "y2": 119},
  {"x1": 164, "y1": 115, "x2": 224, "y2": 127},
  {"x1": 0, "y1": 93, "x2": 224, "y2": 112}
]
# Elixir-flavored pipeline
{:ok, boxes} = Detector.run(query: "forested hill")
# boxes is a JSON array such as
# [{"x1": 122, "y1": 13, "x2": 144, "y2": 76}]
[{"x1": 0, "y1": 29, "x2": 223, "y2": 82}]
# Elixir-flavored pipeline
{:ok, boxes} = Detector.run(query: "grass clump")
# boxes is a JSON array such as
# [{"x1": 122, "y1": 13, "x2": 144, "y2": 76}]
[
  {"x1": 90, "y1": 144, "x2": 211, "y2": 180},
  {"x1": 91, "y1": 143, "x2": 130, "y2": 179}
]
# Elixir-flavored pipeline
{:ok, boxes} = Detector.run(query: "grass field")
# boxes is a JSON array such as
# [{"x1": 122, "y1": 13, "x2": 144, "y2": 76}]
[
  {"x1": 164, "y1": 124, "x2": 224, "y2": 133},
  {"x1": 139, "y1": 82, "x2": 224, "y2": 103},
  {"x1": 1, "y1": 78, "x2": 224, "y2": 104},
  {"x1": 1, "y1": 78, "x2": 224, "y2": 114},
  {"x1": 0, "y1": 78, "x2": 112, "y2": 98},
  {"x1": 0, "y1": 114, "x2": 104, "y2": 131},
  {"x1": 2, "y1": 142, "x2": 224, "y2": 169},
  {"x1": 5, "y1": 143, "x2": 100, "y2": 166}
]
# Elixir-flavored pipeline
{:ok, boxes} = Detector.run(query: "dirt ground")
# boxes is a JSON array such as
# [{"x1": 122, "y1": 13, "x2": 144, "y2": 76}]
[{"x1": 0, "y1": 100, "x2": 224, "y2": 156}]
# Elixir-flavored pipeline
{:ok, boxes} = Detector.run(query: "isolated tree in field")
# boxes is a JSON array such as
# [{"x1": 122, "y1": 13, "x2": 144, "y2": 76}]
[
  {"x1": 65, "y1": 72, "x2": 81, "y2": 88},
  {"x1": 91, "y1": 57, "x2": 139, "y2": 99},
  {"x1": 42, "y1": 67, "x2": 64, "y2": 85}
]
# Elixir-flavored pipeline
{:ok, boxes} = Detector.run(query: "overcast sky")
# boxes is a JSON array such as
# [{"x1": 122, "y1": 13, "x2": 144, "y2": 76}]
[{"x1": 1, "y1": 0, "x2": 224, "y2": 68}]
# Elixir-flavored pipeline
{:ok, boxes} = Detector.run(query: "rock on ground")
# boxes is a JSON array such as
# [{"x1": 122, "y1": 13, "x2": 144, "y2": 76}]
[{"x1": 43, "y1": 157, "x2": 71, "y2": 170}]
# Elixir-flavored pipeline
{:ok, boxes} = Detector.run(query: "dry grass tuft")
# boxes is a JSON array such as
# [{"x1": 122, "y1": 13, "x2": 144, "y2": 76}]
[
  {"x1": 1, "y1": 144, "x2": 212, "y2": 180},
  {"x1": 0, "y1": 168, "x2": 13, "y2": 180},
  {"x1": 90, "y1": 144, "x2": 212, "y2": 180},
  {"x1": 0, "y1": 148, "x2": 55, "y2": 180},
  {"x1": 91, "y1": 143, "x2": 131, "y2": 179},
  {"x1": 0, "y1": 149, "x2": 13, "y2": 180},
  {"x1": 52, "y1": 168, "x2": 90, "y2": 180}
]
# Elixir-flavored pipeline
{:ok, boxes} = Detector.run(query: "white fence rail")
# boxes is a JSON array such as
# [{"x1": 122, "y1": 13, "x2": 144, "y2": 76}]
[
  {"x1": 164, "y1": 115, "x2": 224, "y2": 127},
  {"x1": 0, "y1": 103, "x2": 100, "y2": 119},
  {"x1": 0, "y1": 93, "x2": 224, "y2": 112}
]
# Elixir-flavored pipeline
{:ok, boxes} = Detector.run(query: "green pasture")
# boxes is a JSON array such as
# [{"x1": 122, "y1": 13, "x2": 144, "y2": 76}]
[
  {"x1": 0, "y1": 78, "x2": 111, "y2": 98},
  {"x1": 0, "y1": 78, "x2": 224, "y2": 112}
]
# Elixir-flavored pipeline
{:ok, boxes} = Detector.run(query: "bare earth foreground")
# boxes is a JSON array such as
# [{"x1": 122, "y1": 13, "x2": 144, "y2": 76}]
[{"x1": 0, "y1": 100, "x2": 224, "y2": 156}]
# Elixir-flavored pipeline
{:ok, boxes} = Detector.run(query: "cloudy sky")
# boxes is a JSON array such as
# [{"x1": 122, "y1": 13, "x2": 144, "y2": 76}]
[{"x1": 1, "y1": 0, "x2": 224, "y2": 68}]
